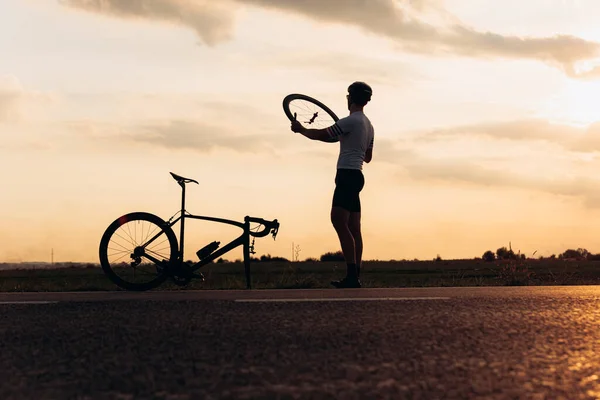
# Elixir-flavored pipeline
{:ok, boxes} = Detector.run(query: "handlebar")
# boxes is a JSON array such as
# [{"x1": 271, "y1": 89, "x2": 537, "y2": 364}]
[{"x1": 245, "y1": 216, "x2": 279, "y2": 239}]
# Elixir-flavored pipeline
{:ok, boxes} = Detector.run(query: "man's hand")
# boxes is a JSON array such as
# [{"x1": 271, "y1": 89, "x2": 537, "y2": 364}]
[
  {"x1": 365, "y1": 148, "x2": 373, "y2": 163},
  {"x1": 290, "y1": 112, "x2": 331, "y2": 141},
  {"x1": 291, "y1": 119, "x2": 305, "y2": 133}
]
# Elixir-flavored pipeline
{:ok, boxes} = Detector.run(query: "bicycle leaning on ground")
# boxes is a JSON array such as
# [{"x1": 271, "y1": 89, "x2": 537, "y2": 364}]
[{"x1": 98, "y1": 172, "x2": 280, "y2": 291}]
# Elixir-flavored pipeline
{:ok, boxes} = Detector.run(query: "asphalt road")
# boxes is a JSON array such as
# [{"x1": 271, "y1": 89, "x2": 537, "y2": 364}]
[{"x1": 2, "y1": 287, "x2": 600, "y2": 399}]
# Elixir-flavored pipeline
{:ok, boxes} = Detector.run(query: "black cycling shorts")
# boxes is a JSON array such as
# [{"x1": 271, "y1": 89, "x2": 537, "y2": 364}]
[{"x1": 332, "y1": 169, "x2": 365, "y2": 212}]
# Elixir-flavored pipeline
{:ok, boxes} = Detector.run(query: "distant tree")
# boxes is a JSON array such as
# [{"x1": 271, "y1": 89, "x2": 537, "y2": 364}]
[
  {"x1": 434, "y1": 254, "x2": 442, "y2": 262},
  {"x1": 496, "y1": 246, "x2": 516, "y2": 260},
  {"x1": 216, "y1": 258, "x2": 226, "y2": 264},
  {"x1": 560, "y1": 248, "x2": 589, "y2": 260},
  {"x1": 560, "y1": 249, "x2": 576, "y2": 259},
  {"x1": 482, "y1": 250, "x2": 495, "y2": 262},
  {"x1": 320, "y1": 251, "x2": 345, "y2": 262},
  {"x1": 578, "y1": 248, "x2": 590, "y2": 259},
  {"x1": 259, "y1": 254, "x2": 290, "y2": 262},
  {"x1": 304, "y1": 257, "x2": 318, "y2": 262}
]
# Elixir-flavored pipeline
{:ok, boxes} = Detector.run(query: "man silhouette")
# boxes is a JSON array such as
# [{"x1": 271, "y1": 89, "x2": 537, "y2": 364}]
[{"x1": 291, "y1": 82, "x2": 374, "y2": 288}]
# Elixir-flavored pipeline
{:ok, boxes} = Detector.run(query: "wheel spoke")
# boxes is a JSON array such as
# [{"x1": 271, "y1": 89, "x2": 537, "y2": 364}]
[
  {"x1": 108, "y1": 251, "x2": 131, "y2": 263},
  {"x1": 142, "y1": 224, "x2": 162, "y2": 247},
  {"x1": 146, "y1": 246, "x2": 171, "y2": 258},
  {"x1": 125, "y1": 221, "x2": 135, "y2": 246},
  {"x1": 107, "y1": 247, "x2": 130, "y2": 255},
  {"x1": 290, "y1": 98, "x2": 336, "y2": 129},
  {"x1": 143, "y1": 222, "x2": 158, "y2": 244},
  {"x1": 108, "y1": 237, "x2": 132, "y2": 252}
]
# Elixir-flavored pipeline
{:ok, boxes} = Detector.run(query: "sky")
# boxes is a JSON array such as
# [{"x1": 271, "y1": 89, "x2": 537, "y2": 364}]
[{"x1": 4, "y1": 0, "x2": 600, "y2": 263}]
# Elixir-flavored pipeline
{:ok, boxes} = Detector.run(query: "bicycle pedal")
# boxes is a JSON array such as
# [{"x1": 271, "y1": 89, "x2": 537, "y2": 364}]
[
  {"x1": 169, "y1": 262, "x2": 192, "y2": 276},
  {"x1": 176, "y1": 263, "x2": 204, "y2": 281}
]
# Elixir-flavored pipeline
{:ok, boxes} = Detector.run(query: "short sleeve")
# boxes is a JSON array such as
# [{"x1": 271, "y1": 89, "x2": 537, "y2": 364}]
[
  {"x1": 368, "y1": 136, "x2": 374, "y2": 150},
  {"x1": 325, "y1": 116, "x2": 353, "y2": 139}
]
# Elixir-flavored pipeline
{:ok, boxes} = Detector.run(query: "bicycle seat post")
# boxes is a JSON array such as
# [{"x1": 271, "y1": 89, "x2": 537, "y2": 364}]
[{"x1": 179, "y1": 180, "x2": 186, "y2": 264}]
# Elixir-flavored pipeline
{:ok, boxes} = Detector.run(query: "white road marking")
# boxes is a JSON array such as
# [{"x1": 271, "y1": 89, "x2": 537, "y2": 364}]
[
  {"x1": 0, "y1": 301, "x2": 59, "y2": 305},
  {"x1": 234, "y1": 297, "x2": 451, "y2": 303}
]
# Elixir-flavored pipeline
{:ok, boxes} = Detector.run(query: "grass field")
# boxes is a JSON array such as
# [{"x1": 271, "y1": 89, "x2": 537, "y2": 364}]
[{"x1": 1, "y1": 258, "x2": 599, "y2": 292}]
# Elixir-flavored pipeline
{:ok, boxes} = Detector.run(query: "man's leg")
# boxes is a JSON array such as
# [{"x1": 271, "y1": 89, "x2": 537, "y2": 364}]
[
  {"x1": 330, "y1": 206, "x2": 356, "y2": 268},
  {"x1": 348, "y1": 212, "x2": 362, "y2": 277},
  {"x1": 330, "y1": 170, "x2": 361, "y2": 288},
  {"x1": 330, "y1": 207, "x2": 360, "y2": 287}
]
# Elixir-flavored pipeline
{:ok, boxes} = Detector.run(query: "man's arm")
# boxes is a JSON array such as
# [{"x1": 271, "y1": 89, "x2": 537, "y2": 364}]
[
  {"x1": 291, "y1": 120, "x2": 337, "y2": 142},
  {"x1": 364, "y1": 136, "x2": 374, "y2": 163},
  {"x1": 299, "y1": 128, "x2": 332, "y2": 142}
]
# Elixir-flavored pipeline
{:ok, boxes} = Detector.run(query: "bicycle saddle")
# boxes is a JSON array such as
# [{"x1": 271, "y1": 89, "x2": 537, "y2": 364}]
[{"x1": 170, "y1": 172, "x2": 199, "y2": 185}]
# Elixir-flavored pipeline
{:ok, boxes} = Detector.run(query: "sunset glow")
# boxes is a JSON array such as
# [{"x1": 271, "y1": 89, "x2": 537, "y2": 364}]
[{"x1": 4, "y1": 1, "x2": 600, "y2": 263}]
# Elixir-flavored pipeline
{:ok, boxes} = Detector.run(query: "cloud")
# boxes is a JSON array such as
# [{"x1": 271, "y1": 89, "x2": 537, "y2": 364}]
[
  {"x1": 53, "y1": 104, "x2": 600, "y2": 208},
  {"x1": 80, "y1": 119, "x2": 297, "y2": 154},
  {"x1": 247, "y1": 0, "x2": 600, "y2": 77},
  {"x1": 404, "y1": 155, "x2": 528, "y2": 187},
  {"x1": 57, "y1": 93, "x2": 306, "y2": 154},
  {"x1": 415, "y1": 118, "x2": 600, "y2": 153},
  {"x1": 0, "y1": 76, "x2": 25, "y2": 123},
  {"x1": 0, "y1": 76, "x2": 55, "y2": 124},
  {"x1": 370, "y1": 138, "x2": 416, "y2": 164},
  {"x1": 367, "y1": 118, "x2": 600, "y2": 208},
  {"x1": 419, "y1": 119, "x2": 578, "y2": 142},
  {"x1": 59, "y1": 0, "x2": 600, "y2": 78},
  {"x1": 260, "y1": 51, "x2": 421, "y2": 86},
  {"x1": 59, "y1": 0, "x2": 235, "y2": 46},
  {"x1": 133, "y1": 120, "x2": 269, "y2": 153},
  {"x1": 410, "y1": 156, "x2": 600, "y2": 208},
  {"x1": 375, "y1": 144, "x2": 600, "y2": 208},
  {"x1": 568, "y1": 123, "x2": 600, "y2": 152},
  {"x1": 444, "y1": 26, "x2": 599, "y2": 72}
]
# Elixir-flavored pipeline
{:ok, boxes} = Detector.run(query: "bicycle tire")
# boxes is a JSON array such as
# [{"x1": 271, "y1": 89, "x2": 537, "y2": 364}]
[
  {"x1": 99, "y1": 212, "x2": 178, "y2": 291},
  {"x1": 282, "y1": 93, "x2": 340, "y2": 143}
]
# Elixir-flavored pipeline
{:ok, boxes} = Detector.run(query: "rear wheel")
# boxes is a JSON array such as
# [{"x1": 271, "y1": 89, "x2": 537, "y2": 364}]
[{"x1": 99, "y1": 212, "x2": 178, "y2": 291}]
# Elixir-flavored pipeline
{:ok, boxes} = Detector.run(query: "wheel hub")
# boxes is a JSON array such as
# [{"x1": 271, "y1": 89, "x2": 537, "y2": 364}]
[{"x1": 132, "y1": 246, "x2": 145, "y2": 257}]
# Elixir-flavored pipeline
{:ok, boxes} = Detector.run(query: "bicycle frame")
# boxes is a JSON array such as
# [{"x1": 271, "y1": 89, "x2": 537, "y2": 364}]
[{"x1": 142, "y1": 176, "x2": 277, "y2": 289}]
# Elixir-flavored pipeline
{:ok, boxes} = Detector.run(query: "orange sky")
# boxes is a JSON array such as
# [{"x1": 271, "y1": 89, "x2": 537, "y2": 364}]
[{"x1": 4, "y1": 1, "x2": 600, "y2": 262}]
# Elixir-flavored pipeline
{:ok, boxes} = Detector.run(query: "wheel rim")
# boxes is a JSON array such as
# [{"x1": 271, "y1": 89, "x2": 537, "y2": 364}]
[
  {"x1": 103, "y1": 216, "x2": 174, "y2": 288},
  {"x1": 286, "y1": 97, "x2": 338, "y2": 129}
]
